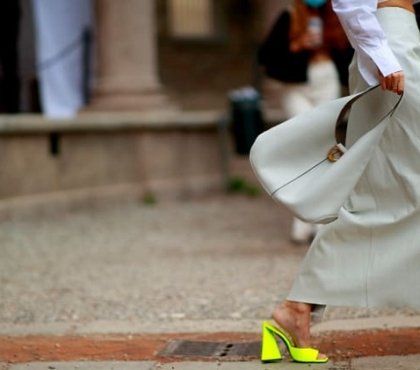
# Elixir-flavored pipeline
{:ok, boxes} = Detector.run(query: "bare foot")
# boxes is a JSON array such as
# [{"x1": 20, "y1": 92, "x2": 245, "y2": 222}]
[{"x1": 272, "y1": 300, "x2": 327, "y2": 359}]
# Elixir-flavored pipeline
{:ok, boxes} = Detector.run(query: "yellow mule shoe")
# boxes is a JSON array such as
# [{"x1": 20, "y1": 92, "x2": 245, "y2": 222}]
[{"x1": 261, "y1": 321, "x2": 328, "y2": 363}]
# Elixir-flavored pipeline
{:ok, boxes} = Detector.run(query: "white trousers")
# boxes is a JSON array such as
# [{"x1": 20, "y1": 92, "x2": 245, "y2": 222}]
[
  {"x1": 288, "y1": 8, "x2": 420, "y2": 308},
  {"x1": 282, "y1": 60, "x2": 340, "y2": 119}
]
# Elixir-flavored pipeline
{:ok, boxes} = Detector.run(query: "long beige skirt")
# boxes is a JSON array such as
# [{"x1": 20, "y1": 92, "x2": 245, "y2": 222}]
[{"x1": 288, "y1": 7, "x2": 420, "y2": 308}]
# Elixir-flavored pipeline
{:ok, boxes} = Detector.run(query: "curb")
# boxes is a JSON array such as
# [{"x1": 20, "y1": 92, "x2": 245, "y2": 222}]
[
  {"x1": 2, "y1": 327, "x2": 420, "y2": 364},
  {"x1": 2, "y1": 316, "x2": 420, "y2": 336}
]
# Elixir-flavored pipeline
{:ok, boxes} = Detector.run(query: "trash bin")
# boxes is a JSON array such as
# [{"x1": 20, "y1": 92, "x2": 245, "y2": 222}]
[{"x1": 229, "y1": 87, "x2": 264, "y2": 155}]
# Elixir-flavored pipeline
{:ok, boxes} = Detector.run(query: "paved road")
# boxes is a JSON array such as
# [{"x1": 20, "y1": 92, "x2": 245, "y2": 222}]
[{"x1": 1, "y1": 193, "x2": 419, "y2": 335}]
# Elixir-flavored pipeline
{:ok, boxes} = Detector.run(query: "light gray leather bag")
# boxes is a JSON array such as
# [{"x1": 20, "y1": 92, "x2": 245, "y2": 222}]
[{"x1": 249, "y1": 85, "x2": 403, "y2": 224}]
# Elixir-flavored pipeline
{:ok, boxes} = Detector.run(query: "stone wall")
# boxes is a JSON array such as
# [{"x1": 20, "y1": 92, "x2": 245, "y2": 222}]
[{"x1": 0, "y1": 112, "x2": 228, "y2": 212}]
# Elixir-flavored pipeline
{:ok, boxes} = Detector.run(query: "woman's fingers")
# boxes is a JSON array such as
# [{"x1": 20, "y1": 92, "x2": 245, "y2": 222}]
[
  {"x1": 380, "y1": 71, "x2": 405, "y2": 95},
  {"x1": 380, "y1": 75, "x2": 387, "y2": 91},
  {"x1": 388, "y1": 72, "x2": 403, "y2": 94}
]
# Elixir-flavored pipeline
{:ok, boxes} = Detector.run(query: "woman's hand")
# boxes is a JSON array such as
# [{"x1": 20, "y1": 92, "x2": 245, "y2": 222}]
[{"x1": 379, "y1": 70, "x2": 405, "y2": 95}]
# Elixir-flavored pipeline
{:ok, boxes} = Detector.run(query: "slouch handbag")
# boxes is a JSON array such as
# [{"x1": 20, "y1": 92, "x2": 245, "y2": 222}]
[{"x1": 249, "y1": 85, "x2": 403, "y2": 224}]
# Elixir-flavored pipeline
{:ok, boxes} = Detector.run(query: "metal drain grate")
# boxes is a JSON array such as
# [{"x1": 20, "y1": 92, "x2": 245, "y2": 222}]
[{"x1": 159, "y1": 340, "x2": 261, "y2": 359}]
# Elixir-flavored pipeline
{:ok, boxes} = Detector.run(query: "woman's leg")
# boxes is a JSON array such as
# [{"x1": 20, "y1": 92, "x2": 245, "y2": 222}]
[
  {"x1": 290, "y1": 218, "x2": 315, "y2": 244},
  {"x1": 281, "y1": 85, "x2": 318, "y2": 244},
  {"x1": 272, "y1": 300, "x2": 327, "y2": 358}
]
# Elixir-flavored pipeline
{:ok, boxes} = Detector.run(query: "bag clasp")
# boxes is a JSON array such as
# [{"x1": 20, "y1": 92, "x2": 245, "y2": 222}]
[{"x1": 327, "y1": 143, "x2": 347, "y2": 162}]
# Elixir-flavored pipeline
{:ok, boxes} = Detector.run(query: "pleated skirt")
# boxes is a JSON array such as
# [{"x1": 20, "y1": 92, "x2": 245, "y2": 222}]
[{"x1": 288, "y1": 7, "x2": 420, "y2": 308}]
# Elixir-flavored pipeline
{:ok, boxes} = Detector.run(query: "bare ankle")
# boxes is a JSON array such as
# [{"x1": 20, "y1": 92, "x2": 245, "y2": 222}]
[
  {"x1": 283, "y1": 300, "x2": 312, "y2": 315},
  {"x1": 271, "y1": 301, "x2": 312, "y2": 347}
]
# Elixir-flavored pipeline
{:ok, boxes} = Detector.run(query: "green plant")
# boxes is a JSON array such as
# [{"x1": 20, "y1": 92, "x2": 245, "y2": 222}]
[
  {"x1": 227, "y1": 176, "x2": 260, "y2": 196},
  {"x1": 142, "y1": 191, "x2": 157, "y2": 205}
]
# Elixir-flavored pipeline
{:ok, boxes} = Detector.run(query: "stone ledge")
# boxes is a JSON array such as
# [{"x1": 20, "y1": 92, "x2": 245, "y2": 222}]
[
  {"x1": 1, "y1": 316, "x2": 420, "y2": 337},
  {"x1": 0, "y1": 110, "x2": 275, "y2": 205},
  {"x1": 0, "y1": 112, "x2": 228, "y2": 205},
  {"x1": 0, "y1": 111, "x2": 226, "y2": 134},
  {"x1": 0, "y1": 108, "x2": 285, "y2": 134}
]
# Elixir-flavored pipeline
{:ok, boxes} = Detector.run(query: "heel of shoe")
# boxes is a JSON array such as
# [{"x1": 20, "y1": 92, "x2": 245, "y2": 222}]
[{"x1": 261, "y1": 322, "x2": 282, "y2": 362}]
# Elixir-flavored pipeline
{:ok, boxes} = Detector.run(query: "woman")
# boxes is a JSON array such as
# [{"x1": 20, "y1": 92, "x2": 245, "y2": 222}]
[{"x1": 261, "y1": 0, "x2": 420, "y2": 363}]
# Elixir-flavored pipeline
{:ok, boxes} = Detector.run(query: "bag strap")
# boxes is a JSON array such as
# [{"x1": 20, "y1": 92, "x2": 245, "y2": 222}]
[{"x1": 329, "y1": 85, "x2": 404, "y2": 162}]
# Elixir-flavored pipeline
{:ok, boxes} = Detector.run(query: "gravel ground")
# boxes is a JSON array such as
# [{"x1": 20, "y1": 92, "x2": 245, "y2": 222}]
[{"x1": 0, "y1": 193, "x2": 419, "y2": 330}]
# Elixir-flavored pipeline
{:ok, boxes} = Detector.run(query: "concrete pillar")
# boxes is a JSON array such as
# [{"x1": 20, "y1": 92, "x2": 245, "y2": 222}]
[{"x1": 88, "y1": 0, "x2": 173, "y2": 111}]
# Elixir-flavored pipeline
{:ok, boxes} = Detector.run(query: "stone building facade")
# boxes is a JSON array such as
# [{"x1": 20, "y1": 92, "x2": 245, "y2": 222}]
[
  {"x1": 0, "y1": 0, "x2": 291, "y2": 210},
  {"x1": 89, "y1": 0, "x2": 290, "y2": 112},
  {"x1": 15, "y1": 0, "x2": 290, "y2": 113}
]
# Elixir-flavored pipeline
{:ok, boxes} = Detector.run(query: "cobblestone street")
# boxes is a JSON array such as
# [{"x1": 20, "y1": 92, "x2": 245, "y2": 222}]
[{"x1": 1, "y1": 192, "x2": 419, "y2": 333}]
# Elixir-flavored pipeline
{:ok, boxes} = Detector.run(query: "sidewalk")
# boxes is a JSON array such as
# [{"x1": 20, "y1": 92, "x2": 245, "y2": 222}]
[
  {"x1": 2, "y1": 356, "x2": 420, "y2": 370},
  {"x1": 1, "y1": 191, "x2": 420, "y2": 369}
]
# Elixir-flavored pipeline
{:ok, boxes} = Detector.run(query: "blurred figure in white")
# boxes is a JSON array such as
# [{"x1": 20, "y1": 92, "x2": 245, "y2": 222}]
[{"x1": 32, "y1": 0, "x2": 93, "y2": 118}]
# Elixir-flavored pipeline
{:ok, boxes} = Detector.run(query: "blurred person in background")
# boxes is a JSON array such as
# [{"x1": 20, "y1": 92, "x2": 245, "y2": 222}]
[
  {"x1": 415, "y1": 1, "x2": 420, "y2": 24},
  {"x1": 0, "y1": 0, "x2": 21, "y2": 113},
  {"x1": 258, "y1": 0, "x2": 353, "y2": 244}
]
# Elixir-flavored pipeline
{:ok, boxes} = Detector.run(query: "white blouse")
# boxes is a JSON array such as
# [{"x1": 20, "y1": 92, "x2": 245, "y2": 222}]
[{"x1": 332, "y1": 0, "x2": 419, "y2": 85}]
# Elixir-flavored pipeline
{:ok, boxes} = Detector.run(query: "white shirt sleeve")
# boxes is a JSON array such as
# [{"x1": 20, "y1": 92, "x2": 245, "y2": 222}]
[{"x1": 332, "y1": 0, "x2": 402, "y2": 85}]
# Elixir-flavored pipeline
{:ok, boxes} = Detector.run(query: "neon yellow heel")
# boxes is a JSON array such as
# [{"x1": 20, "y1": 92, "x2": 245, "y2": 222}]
[
  {"x1": 261, "y1": 322, "x2": 282, "y2": 362},
  {"x1": 261, "y1": 321, "x2": 328, "y2": 363}
]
